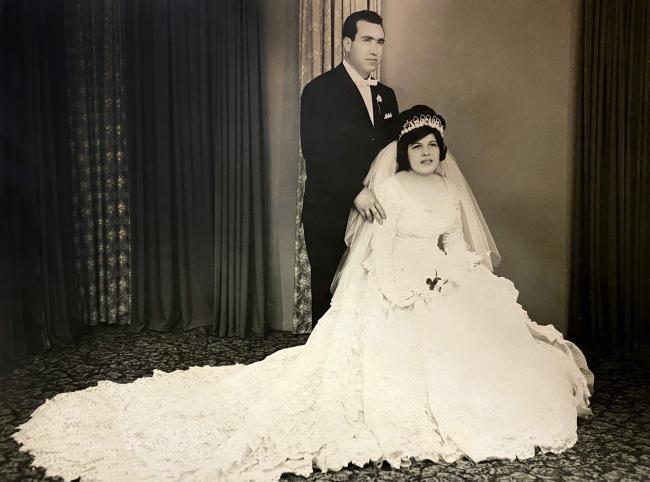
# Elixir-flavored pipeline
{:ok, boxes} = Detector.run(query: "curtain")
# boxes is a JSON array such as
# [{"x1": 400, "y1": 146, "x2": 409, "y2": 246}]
[
  {"x1": 65, "y1": 0, "x2": 131, "y2": 327},
  {"x1": 0, "y1": 0, "x2": 80, "y2": 364},
  {"x1": 294, "y1": 0, "x2": 381, "y2": 333},
  {"x1": 569, "y1": 0, "x2": 649, "y2": 353},
  {"x1": 125, "y1": 0, "x2": 267, "y2": 336}
]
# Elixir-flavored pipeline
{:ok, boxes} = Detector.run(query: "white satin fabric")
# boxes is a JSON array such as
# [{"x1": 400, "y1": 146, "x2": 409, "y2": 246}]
[{"x1": 13, "y1": 176, "x2": 592, "y2": 482}]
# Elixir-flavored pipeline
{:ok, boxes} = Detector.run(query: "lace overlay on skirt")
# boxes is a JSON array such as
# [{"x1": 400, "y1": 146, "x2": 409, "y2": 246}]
[
  {"x1": 13, "y1": 280, "x2": 592, "y2": 482},
  {"x1": 13, "y1": 177, "x2": 593, "y2": 481}
]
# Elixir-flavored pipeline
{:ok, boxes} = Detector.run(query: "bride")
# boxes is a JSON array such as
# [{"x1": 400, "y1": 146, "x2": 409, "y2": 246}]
[{"x1": 13, "y1": 105, "x2": 593, "y2": 482}]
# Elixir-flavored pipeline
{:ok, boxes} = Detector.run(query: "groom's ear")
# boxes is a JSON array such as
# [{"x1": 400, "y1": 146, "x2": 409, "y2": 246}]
[{"x1": 343, "y1": 37, "x2": 352, "y2": 54}]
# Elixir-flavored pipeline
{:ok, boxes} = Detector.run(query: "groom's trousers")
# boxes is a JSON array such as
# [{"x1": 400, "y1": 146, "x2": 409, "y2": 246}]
[{"x1": 303, "y1": 221, "x2": 347, "y2": 324}]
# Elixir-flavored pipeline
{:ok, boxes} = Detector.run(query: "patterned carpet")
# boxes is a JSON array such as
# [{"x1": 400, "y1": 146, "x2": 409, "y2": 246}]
[{"x1": 0, "y1": 324, "x2": 648, "y2": 481}]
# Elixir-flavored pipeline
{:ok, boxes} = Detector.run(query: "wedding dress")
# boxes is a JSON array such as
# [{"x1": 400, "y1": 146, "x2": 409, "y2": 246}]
[{"x1": 13, "y1": 176, "x2": 593, "y2": 482}]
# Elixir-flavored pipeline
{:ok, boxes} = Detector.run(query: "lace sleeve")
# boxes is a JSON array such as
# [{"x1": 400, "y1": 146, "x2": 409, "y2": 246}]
[
  {"x1": 441, "y1": 207, "x2": 468, "y2": 255},
  {"x1": 370, "y1": 182, "x2": 414, "y2": 308},
  {"x1": 441, "y1": 192, "x2": 482, "y2": 267}
]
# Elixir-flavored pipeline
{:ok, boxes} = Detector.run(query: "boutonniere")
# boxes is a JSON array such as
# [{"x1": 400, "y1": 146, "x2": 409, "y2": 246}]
[{"x1": 376, "y1": 94, "x2": 383, "y2": 114}]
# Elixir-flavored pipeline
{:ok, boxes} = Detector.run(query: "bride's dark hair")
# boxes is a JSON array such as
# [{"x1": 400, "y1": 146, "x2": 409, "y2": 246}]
[{"x1": 396, "y1": 105, "x2": 447, "y2": 172}]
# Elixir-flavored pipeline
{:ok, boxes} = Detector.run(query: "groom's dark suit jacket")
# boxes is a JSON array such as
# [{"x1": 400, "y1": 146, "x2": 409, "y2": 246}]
[
  {"x1": 300, "y1": 63, "x2": 398, "y2": 321},
  {"x1": 300, "y1": 63, "x2": 399, "y2": 230}
]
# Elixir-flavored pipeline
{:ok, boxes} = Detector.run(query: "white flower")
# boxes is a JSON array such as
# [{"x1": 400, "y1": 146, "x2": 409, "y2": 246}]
[{"x1": 376, "y1": 94, "x2": 382, "y2": 104}]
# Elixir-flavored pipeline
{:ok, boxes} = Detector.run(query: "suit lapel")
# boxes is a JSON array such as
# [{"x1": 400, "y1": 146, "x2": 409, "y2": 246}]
[
  {"x1": 371, "y1": 85, "x2": 381, "y2": 128},
  {"x1": 334, "y1": 64, "x2": 374, "y2": 130}
]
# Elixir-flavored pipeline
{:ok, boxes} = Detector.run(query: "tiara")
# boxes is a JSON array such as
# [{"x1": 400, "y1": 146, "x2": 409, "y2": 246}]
[{"x1": 398, "y1": 114, "x2": 444, "y2": 140}]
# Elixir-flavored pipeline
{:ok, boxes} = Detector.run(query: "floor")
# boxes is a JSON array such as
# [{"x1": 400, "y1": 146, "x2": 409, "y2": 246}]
[{"x1": 1, "y1": 324, "x2": 649, "y2": 481}]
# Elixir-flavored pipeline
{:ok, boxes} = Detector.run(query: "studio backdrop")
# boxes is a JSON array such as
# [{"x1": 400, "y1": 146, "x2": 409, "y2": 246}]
[
  {"x1": 1, "y1": 0, "x2": 270, "y2": 365},
  {"x1": 570, "y1": 0, "x2": 649, "y2": 354},
  {"x1": 124, "y1": 0, "x2": 267, "y2": 336}
]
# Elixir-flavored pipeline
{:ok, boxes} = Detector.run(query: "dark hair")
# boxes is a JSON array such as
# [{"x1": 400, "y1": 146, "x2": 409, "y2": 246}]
[
  {"x1": 396, "y1": 105, "x2": 447, "y2": 172},
  {"x1": 342, "y1": 10, "x2": 383, "y2": 41}
]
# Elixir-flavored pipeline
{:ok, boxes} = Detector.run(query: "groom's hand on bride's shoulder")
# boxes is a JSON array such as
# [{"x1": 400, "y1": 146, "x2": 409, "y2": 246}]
[{"x1": 354, "y1": 188, "x2": 386, "y2": 224}]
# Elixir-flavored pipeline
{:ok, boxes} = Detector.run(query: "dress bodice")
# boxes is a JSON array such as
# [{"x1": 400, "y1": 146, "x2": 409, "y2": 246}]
[
  {"x1": 383, "y1": 176, "x2": 461, "y2": 241},
  {"x1": 367, "y1": 176, "x2": 480, "y2": 307}
]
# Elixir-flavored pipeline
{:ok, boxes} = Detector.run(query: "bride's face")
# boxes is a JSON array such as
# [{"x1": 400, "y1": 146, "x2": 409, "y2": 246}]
[{"x1": 407, "y1": 133, "x2": 440, "y2": 176}]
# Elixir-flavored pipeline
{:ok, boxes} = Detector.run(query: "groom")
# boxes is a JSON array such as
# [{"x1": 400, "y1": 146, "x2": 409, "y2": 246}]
[{"x1": 300, "y1": 10, "x2": 399, "y2": 323}]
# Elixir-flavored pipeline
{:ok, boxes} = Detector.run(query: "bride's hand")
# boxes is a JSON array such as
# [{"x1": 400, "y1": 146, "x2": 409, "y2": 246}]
[{"x1": 354, "y1": 188, "x2": 386, "y2": 224}]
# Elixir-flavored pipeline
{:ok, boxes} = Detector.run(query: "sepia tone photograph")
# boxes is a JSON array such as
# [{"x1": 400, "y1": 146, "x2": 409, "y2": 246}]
[{"x1": 0, "y1": 0, "x2": 648, "y2": 480}]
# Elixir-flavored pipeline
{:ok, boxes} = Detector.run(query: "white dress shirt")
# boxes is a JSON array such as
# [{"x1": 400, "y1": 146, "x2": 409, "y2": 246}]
[{"x1": 343, "y1": 59, "x2": 377, "y2": 126}]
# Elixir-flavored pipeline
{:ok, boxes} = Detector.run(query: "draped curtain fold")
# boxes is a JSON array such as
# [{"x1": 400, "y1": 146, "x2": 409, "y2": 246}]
[
  {"x1": 294, "y1": 0, "x2": 381, "y2": 333},
  {"x1": 125, "y1": 0, "x2": 266, "y2": 336},
  {"x1": 0, "y1": 0, "x2": 80, "y2": 364},
  {"x1": 65, "y1": 0, "x2": 131, "y2": 327},
  {"x1": 570, "y1": 0, "x2": 649, "y2": 353}
]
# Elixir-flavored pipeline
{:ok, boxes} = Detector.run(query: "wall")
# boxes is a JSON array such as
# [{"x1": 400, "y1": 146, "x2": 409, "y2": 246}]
[
  {"x1": 259, "y1": 0, "x2": 580, "y2": 333},
  {"x1": 259, "y1": 0, "x2": 300, "y2": 331},
  {"x1": 382, "y1": 0, "x2": 579, "y2": 331}
]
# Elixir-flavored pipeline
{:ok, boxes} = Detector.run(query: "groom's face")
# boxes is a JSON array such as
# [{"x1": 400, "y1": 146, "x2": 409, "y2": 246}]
[{"x1": 344, "y1": 20, "x2": 385, "y2": 78}]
